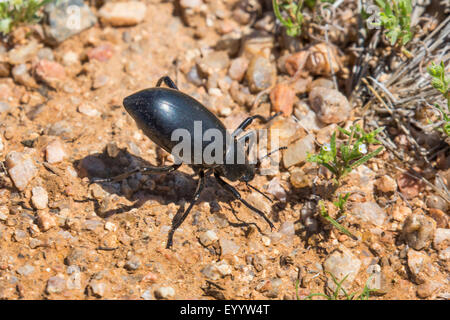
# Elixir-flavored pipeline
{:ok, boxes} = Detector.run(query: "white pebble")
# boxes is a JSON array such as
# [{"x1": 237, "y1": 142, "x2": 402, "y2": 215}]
[{"x1": 31, "y1": 186, "x2": 48, "y2": 210}]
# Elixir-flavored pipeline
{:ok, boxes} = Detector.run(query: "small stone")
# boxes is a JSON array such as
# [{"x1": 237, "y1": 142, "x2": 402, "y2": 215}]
[
  {"x1": 219, "y1": 237, "x2": 240, "y2": 255},
  {"x1": 7, "y1": 40, "x2": 40, "y2": 65},
  {"x1": 124, "y1": 256, "x2": 141, "y2": 271},
  {"x1": 186, "y1": 65, "x2": 203, "y2": 86},
  {"x1": 305, "y1": 43, "x2": 341, "y2": 76},
  {"x1": 433, "y1": 228, "x2": 450, "y2": 251},
  {"x1": 426, "y1": 195, "x2": 448, "y2": 212},
  {"x1": 290, "y1": 169, "x2": 311, "y2": 189},
  {"x1": 104, "y1": 221, "x2": 117, "y2": 232},
  {"x1": 43, "y1": 0, "x2": 97, "y2": 44},
  {"x1": 428, "y1": 208, "x2": 448, "y2": 228},
  {"x1": 397, "y1": 173, "x2": 425, "y2": 199},
  {"x1": 46, "y1": 275, "x2": 66, "y2": 294},
  {"x1": 375, "y1": 175, "x2": 397, "y2": 193},
  {"x1": 402, "y1": 214, "x2": 436, "y2": 250},
  {"x1": 285, "y1": 51, "x2": 308, "y2": 76},
  {"x1": 45, "y1": 140, "x2": 66, "y2": 164},
  {"x1": 316, "y1": 124, "x2": 337, "y2": 145},
  {"x1": 180, "y1": 0, "x2": 203, "y2": 9},
  {"x1": 228, "y1": 57, "x2": 249, "y2": 82},
  {"x1": 351, "y1": 202, "x2": 387, "y2": 226},
  {"x1": 270, "y1": 83, "x2": 296, "y2": 116},
  {"x1": 83, "y1": 219, "x2": 103, "y2": 231},
  {"x1": 199, "y1": 230, "x2": 219, "y2": 246},
  {"x1": 37, "y1": 211, "x2": 57, "y2": 232},
  {"x1": 246, "y1": 192, "x2": 272, "y2": 215},
  {"x1": 78, "y1": 103, "x2": 101, "y2": 117},
  {"x1": 407, "y1": 249, "x2": 433, "y2": 284},
  {"x1": 266, "y1": 177, "x2": 286, "y2": 201},
  {"x1": 0, "y1": 102, "x2": 10, "y2": 113},
  {"x1": 283, "y1": 134, "x2": 315, "y2": 168},
  {"x1": 90, "y1": 281, "x2": 106, "y2": 297},
  {"x1": 5, "y1": 151, "x2": 38, "y2": 191},
  {"x1": 62, "y1": 51, "x2": 79, "y2": 66},
  {"x1": 141, "y1": 289, "x2": 154, "y2": 300},
  {"x1": 0, "y1": 61, "x2": 10, "y2": 77},
  {"x1": 99, "y1": 1, "x2": 147, "y2": 27},
  {"x1": 309, "y1": 87, "x2": 351, "y2": 124},
  {"x1": 66, "y1": 271, "x2": 82, "y2": 290},
  {"x1": 0, "y1": 136, "x2": 4, "y2": 153},
  {"x1": 37, "y1": 47, "x2": 54, "y2": 61},
  {"x1": 87, "y1": 44, "x2": 114, "y2": 62},
  {"x1": 12, "y1": 64, "x2": 36, "y2": 87},
  {"x1": 0, "y1": 205, "x2": 8, "y2": 221},
  {"x1": 310, "y1": 78, "x2": 335, "y2": 90},
  {"x1": 17, "y1": 265, "x2": 35, "y2": 276},
  {"x1": 391, "y1": 205, "x2": 411, "y2": 222},
  {"x1": 154, "y1": 286, "x2": 175, "y2": 299},
  {"x1": 323, "y1": 247, "x2": 361, "y2": 291},
  {"x1": 92, "y1": 74, "x2": 109, "y2": 89},
  {"x1": 246, "y1": 54, "x2": 276, "y2": 93},
  {"x1": 416, "y1": 280, "x2": 442, "y2": 299},
  {"x1": 197, "y1": 51, "x2": 230, "y2": 76},
  {"x1": 31, "y1": 186, "x2": 49, "y2": 210},
  {"x1": 35, "y1": 59, "x2": 66, "y2": 87},
  {"x1": 201, "y1": 260, "x2": 232, "y2": 280}
]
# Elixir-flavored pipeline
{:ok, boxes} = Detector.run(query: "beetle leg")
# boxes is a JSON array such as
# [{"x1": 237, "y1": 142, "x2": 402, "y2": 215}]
[
  {"x1": 231, "y1": 112, "x2": 282, "y2": 138},
  {"x1": 214, "y1": 172, "x2": 275, "y2": 230},
  {"x1": 156, "y1": 76, "x2": 179, "y2": 90},
  {"x1": 166, "y1": 170, "x2": 205, "y2": 248},
  {"x1": 91, "y1": 164, "x2": 181, "y2": 184}
]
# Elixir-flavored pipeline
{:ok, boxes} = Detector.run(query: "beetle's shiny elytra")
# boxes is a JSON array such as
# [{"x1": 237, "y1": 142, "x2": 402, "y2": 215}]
[{"x1": 94, "y1": 76, "x2": 282, "y2": 248}]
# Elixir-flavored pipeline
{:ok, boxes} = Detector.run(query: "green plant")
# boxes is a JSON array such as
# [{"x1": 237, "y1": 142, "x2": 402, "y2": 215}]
[
  {"x1": 319, "y1": 196, "x2": 356, "y2": 240},
  {"x1": 427, "y1": 61, "x2": 450, "y2": 136},
  {"x1": 272, "y1": 0, "x2": 305, "y2": 37},
  {"x1": 0, "y1": 0, "x2": 53, "y2": 35},
  {"x1": 307, "y1": 125, "x2": 384, "y2": 186},
  {"x1": 370, "y1": 0, "x2": 413, "y2": 46},
  {"x1": 303, "y1": 272, "x2": 377, "y2": 300}
]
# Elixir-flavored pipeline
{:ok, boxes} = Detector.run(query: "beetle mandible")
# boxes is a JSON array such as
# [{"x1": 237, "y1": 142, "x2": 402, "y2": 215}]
[{"x1": 93, "y1": 76, "x2": 284, "y2": 248}]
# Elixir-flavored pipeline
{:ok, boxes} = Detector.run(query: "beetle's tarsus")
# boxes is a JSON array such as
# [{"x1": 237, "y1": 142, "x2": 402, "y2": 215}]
[{"x1": 214, "y1": 173, "x2": 275, "y2": 230}]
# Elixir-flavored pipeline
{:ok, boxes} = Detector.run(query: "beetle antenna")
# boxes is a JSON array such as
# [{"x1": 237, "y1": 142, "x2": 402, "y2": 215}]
[{"x1": 246, "y1": 182, "x2": 273, "y2": 203}]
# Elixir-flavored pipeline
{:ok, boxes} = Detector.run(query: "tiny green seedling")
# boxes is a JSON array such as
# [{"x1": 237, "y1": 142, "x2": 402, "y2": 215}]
[
  {"x1": 272, "y1": 0, "x2": 305, "y2": 37},
  {"x1": 302, "y1": 272, "x2": 377, "y2": 300},
  {"x1": 427, "y1": 61, "x2": 450, "y2": 136},
  {"x1": 369, "y1": 0, "x2": 413, "y2": 46},
  {"x1": 319, "y1": 196, "x2": 356, "y2": 240},
  {"x1": 307, "y1": 125, "x2": 384, "y2": 186},
  {"x1": 0, "y1": 0, "x2": 52, "y2": 35}
]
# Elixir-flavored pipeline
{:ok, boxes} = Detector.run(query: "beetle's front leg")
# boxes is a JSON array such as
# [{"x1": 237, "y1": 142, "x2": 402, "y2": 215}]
[
  {"x1": 156, "y1": 76, "x2": 179, "y2": 90},
  {"x1": 166, "y1": 170, "x2": 205, "y2": 248},
  {"x1": 231, "y1": 112, "x2": 282, "y2": 138},
  {"x1": 214, "y1": 172, "x2": 275, "y2": 230},
  {"x1": 90, "y1": 164, "x2": 181, "y2": 184}
]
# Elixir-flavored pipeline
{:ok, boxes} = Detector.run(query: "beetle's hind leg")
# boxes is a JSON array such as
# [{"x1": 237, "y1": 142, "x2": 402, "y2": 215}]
[
  {"x1": 166, "y1": 170, "x2": 205, "y2": 248},
  {"x1": 90, "y1": 164, "x2": 181, "y2": 184},
  {"x1": 214, "y1": 172, "x2": 275, "y2": 230},
  {"x1": 156, "y1": 76, "x2": 179, "y2": 90}
]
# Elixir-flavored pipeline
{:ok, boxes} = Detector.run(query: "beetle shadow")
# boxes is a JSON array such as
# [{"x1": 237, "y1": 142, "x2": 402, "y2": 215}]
[
  {"x1": 73, "y1": 146, "x2": 277, "y2": 233},
  {"x1": 73, "y1": 146, "x2": 202, "y2": 216}
]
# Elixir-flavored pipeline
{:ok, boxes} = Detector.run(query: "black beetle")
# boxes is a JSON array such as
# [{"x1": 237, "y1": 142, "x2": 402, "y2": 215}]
[{"x1": 94, "y1": 76, "x2": 284, "y2": 248}]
